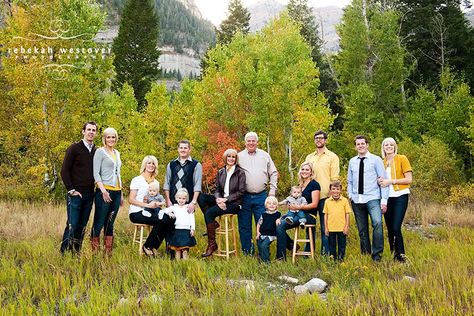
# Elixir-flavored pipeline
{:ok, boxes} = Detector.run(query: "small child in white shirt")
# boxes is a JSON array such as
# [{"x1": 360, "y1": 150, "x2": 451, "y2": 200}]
[{"x1": 160, "y1": 188, "x2": 196, "y2": 260}]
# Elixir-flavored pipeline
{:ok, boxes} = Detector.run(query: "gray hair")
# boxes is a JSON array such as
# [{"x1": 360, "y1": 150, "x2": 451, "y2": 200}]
[{"x1": 244, "y1": 132, "x2": 258, "y2": 142}]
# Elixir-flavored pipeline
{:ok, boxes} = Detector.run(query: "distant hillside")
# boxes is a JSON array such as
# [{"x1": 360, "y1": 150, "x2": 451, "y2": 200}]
[
  {"x1": 96, "y1": 0, "x2": 215, "y2": 79},
  {"x1": 248, "y1": 0, "x2": 343, "y2": 53},
  {"x1": 466, "y1": 9, "x2": 474, "y2": 26}
]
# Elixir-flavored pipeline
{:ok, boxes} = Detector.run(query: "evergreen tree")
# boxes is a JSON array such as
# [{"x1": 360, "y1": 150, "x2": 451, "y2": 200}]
[
  {"x1": 216, "y1": 0, "x2": 251, "y2": 45},
  {"x1": 395, "y1": 0, "x2": 474, "y2": 89},
  {"x1": 287, "y1": 0, "x2": 343, "y2": 130},
  {"x1": 112, "y1": 0, "x2": 160, "y2": 111}
]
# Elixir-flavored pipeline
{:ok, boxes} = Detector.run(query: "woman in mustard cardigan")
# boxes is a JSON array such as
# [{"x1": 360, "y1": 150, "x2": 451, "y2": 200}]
[{"x1": 378, "y1": 138, "x2": 413, "y2": 263}]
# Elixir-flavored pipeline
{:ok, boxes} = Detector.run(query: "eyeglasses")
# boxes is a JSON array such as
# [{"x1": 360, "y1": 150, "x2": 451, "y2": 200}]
[{"x1": 314, "y1": 136, "x2": 326, "y2": 140}]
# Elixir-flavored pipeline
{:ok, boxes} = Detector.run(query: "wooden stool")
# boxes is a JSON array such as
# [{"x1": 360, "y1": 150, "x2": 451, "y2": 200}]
[
  {"x1": 292, "y1": 223, "x2": 316, "y2": 263},
  {"x1": 215, "y1": 214, "x2": 238, "y2": 259},
  {"x1": 133, "y1": 224, "x2": 152, "y2": 255}
]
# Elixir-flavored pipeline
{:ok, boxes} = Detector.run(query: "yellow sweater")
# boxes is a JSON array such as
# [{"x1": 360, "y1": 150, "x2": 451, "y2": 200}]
[{"x1": 384, "y1": 154, "x2": 412, "y2": 191}]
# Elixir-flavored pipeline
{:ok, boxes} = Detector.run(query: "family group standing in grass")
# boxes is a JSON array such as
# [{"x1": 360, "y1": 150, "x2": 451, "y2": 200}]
[{"x1": 60, "y1": 122, "x2": 413, "y2": 264}]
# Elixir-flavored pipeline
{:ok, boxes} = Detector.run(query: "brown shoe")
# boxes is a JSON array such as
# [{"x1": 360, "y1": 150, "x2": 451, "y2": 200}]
[
  {"x1": 91, "y1": 237, "x2": 100, "y2": 253},
  {"x1": 104, "y1": 236, "x2": 114, "y2": 256},
  {"x1": 202, "y1": 223, "x2": 218, "y2": 257}
]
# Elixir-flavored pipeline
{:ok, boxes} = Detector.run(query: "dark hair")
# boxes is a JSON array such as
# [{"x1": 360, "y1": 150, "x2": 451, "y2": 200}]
[
  {"x1": 314, "y1": 130, "x2": 328, "y2": 139},
  {"x1": 354, "y1": 135, "x2": 369, "y2": 145},
  {"x1": 178, "y1": 139, "x2": 191, "y2": 148},
  {"x1": 82, "y1": 121, "x2": 97, "y2": 131},
  {"x1": 329, "y1": 180, "x2": 342, "y2": 189}
]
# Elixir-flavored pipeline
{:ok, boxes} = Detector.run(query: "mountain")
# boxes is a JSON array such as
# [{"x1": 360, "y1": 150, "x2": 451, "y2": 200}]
[
  {"x1": 248, "y1": 0, "x2": 343, "y2": 53},
  {"x1": 96, "y1": 0, "x2": 215, "y2": 79},
  {"x1": 466, "y1": 9, "x2": 474, "y2": 26}
]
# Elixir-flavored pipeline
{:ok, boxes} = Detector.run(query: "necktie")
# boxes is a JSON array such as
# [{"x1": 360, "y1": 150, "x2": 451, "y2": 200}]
[{"x1": 358, "y1": 157, "x2": 365, "y2": 194}]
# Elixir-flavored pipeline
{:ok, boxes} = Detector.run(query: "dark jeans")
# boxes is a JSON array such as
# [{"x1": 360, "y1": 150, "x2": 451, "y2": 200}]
[
  {"x1": 60, "y1": 191, "x2": 94, "y2": 254},
  {"x1": 384, "y1": 194, "x2": 409, "y2": 256},
  {"x1": 328, "y1": 232, "x2": 347, "y2": 261},
  {"x1": 91, "y1": 189, "x2": 121, "y2": 237},
  {"x1": 316, "y1": 198, "x2": 330, "y2": 255},
  {"x1": 351, "y1": 199, "x2": 384, "y2": 259},
  {"x1": 239, "y1": 191, "x2": 267, "y2": 255},
  {"x1": 129, "y1": 208, "x2": 161, "y2": 226},
  {"x1": 276, "y1": 212, "x2": 316, "y2": 260},
  {"x1": 142, "y1": 213, "x2": 176, "y2": 250},
  {"x1": 198, "y1": 193, "x2": 240, "y2": 224},
  {"x1": 257, "y1": 236, "x2": 274, "y2": 262}
]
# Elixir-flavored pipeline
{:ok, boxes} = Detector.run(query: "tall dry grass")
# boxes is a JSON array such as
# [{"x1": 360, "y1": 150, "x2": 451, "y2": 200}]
[{"x1": 0, "y1": 199, "x2": 473, "y2": 314}]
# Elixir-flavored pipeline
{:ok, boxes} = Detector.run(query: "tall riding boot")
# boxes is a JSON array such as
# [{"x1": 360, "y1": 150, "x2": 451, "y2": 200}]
[
  {"x1": 202, "y1": 223, "x2": 218, "y2": 257},
  {"x1": 104, "y1": 236, "x2": 114, "y2": 256},
  {"x1": 91, "y1": 237, "x2": 100, "y2": 253}
]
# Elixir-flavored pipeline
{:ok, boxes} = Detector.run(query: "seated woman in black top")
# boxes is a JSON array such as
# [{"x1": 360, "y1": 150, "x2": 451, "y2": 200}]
[
  {"x1": 276, "y1": 162, "x2": 321, "y2": 260},
  {"x1": 199, "y1": 149, "x2": 246, "y2": 257}
]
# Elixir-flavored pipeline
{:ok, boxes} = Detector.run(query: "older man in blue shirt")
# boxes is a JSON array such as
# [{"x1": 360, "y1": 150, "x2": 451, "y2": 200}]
[{"x1": 347, "y1": 135, "x2": 389, "y2": 261}]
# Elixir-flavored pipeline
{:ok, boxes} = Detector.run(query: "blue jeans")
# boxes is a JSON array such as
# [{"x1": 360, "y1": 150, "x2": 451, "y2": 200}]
[
  {"x1": 257, "y1": 236, "x2": 274, "y2": 262},
  {"x1": 384, "y1": 194, "x2": 409, "y2": 256},
  {"x1": 328, "y1": 232, "x2": 346, "y2": 261},
  {"x1": 91, "y1": 190, "x2": 121, "y2": 237},
  {"x1": 60, "y1": 191, "x2": 94, "y2": 254},
  {"x1": 276, "y1": 212, "x2": 316, "y2": 260},
  {"x1": 352, "y1": 199, "x2": 384, "y2": 259},
  {"x1": 316, "y1": 198, "x2": 330, "y2": 255},
  {"x1": 281, "y1": 210, "x2": 306, "y2": 224},
  {"x1": 238, "y1": 191, "x2": 267, "y2": 255}
]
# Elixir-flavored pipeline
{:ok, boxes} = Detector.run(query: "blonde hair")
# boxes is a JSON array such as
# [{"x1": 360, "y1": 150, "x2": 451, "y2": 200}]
[
  {"x1": 223, "y1": 148, "x2": 239, "y2": 165},
  {"x1": 298, "y1": 162, "x2": 314, "y2": 186},
  {"x1": 102, "y1": 127, "x2": 118, "y2": 146},
  {"x1": 264, "y1": 196, "x2": 279, "y2": 208},
  {"x1": 381, "y1": 137, "x2": 398, "y2": 159},
  {"x1": 148, "y1": 182, "x2": 160, "y2": 191},
  {"x1": 175, "y1": 188, "x2": 189, "y2": 201},
  {"x1": 140, "y1": 155, "x2": 158, "y2": 178}
]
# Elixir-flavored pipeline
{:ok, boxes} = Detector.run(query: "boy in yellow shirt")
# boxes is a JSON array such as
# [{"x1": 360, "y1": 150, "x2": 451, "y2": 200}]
[{"x1": 324, "y1": 180, "x2": 352, "y2": 261}]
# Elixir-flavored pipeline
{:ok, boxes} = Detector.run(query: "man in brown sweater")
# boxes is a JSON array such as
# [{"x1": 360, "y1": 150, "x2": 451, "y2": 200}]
[{"x1": 60, "y1": 122, "x2": 97, "y2": 254}]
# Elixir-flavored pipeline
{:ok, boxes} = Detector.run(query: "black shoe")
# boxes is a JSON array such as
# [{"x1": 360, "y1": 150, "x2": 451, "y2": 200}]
[
  {"x1": 142, "y1": 245, "x2": 155, "y2": 257},
  {"x1": 285, "y1": 217, "x2": 294, "y2": 225},
  {"x1": 394, "y1": 253, "x2": 407, "y2": 263},
  {"x1": 372, "y1": 255, "x2": 382, "y2": 262},
  {"x1": 299, "y1": 221, "x2": 306, "y2": 229}
]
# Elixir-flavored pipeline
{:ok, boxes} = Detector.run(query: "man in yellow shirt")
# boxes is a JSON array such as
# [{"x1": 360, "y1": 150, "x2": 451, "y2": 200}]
[{"x1": 305, "y1": 130, "x2": 340, "y2": 255}]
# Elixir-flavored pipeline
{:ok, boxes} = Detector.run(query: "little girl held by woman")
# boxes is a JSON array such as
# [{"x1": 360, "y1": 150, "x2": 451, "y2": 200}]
[{"x1": 160, "y1": 188, "x2": 196, "y2": 260}]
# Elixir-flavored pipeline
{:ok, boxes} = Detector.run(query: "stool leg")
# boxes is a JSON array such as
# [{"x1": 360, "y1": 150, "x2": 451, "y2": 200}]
[
  {"x1": 292, "y1": 227, "x2": 299, "y2": 263},
  {"x1": 231, "y1": 216, "x2": 238, "y2": 257},
  {"x1": 133, "y1": 226, "x2": 138, "y2": 245},
  {"x1": 225, "y1": 216, "x2": 230, "y2": 260},
  {"x1": 139, "y1": 226, "x2": 144, "y2": 255},
  {"x1": 309, "y1": 227, "x2": 315, "y2": 260}
]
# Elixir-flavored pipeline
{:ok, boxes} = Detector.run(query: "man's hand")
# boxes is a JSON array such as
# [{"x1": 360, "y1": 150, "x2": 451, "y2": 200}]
[
  {"x1": 325, "y1": 228, "x2": 329, "y2": 236},
  {"x1": 343, "y1": 226, "x2": 349, "y2": 235},
  {"x1": 70, "y1": 191, "x2": 82, "y2": 198},
  {"x1": 187, "y1": 202, "x2": 196, "y2": 214},
  {"x1": 381, "y1": 204, "x2": 387, "y2": 214}
]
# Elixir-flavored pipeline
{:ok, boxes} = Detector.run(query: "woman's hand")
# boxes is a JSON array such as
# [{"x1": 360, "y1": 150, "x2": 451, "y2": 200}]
[
  {"x1": 378, "y1": 177, "x2": 391, "y2": 188},
  {"x1": 101, "y1": 190, "x2": 112, "y2": 203},
  {"x1": 147, "y1": 201, "x2": 159, "y2": 209},
  {"x1": 120, "y1": 195, "x2": 124, "y2": 206},
  {"x1": 288, "y1": 203, "x2": 299, "y2": 211}
]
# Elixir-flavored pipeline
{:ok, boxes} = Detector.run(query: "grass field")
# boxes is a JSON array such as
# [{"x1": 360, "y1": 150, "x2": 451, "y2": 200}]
[{"x1": 0, "y1": 200, "x2": 473, "y2": 315}]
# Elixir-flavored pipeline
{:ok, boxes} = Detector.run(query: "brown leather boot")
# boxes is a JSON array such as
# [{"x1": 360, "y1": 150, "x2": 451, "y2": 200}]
[
  {"x1": 91, "y1": 237, "x2": 100, "y2": 253},
  {"x1": 201, "y1": 223, "x2": 218, "y2": 257},
  {"x1": 104, "y1": 236, "x2": 114, "y2": 256}
]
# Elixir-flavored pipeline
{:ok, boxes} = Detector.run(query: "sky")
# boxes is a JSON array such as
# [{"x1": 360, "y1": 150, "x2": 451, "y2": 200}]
[{"x1": 194, "y1": 0, "x2": 352, "y2": 26}]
